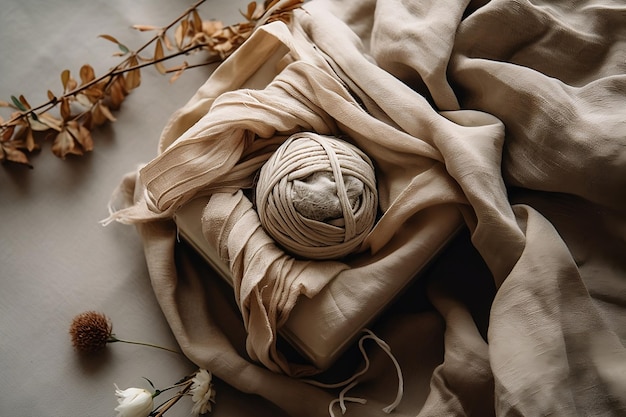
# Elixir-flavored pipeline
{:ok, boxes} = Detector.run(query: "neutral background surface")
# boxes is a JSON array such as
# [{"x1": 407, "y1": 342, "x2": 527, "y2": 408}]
[
  {"x1": 6, "y1": 1, "x2": 624, "y2": 416},
  {"x1": 0, "y1": 1, "x2": 286, "y2": 415}
]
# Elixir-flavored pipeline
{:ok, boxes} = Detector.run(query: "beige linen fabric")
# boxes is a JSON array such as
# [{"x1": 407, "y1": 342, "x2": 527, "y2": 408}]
[
  {"x1": 109, "y1": 0, "x2": 626, "y2": 415},
  {"x1": 110, "y1": 5, "x2": 473, "y2": 377}
]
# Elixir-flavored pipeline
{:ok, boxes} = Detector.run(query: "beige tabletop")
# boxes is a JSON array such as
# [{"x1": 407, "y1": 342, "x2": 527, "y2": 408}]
[
  {"x1": 0, "y1": 0, "x2": 283, "y2": 415},
  {"x1": 4, "y1": 0, "x2": 625, "y2": 416}
]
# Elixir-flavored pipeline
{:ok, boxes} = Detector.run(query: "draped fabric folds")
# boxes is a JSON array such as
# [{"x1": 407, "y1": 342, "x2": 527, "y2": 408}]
[{"x1": 109, "y1": 0, "x2": 626, "y2": 415}]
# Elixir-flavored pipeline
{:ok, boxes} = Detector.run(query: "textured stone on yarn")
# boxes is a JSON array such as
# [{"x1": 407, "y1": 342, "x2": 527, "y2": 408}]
[{"x1": 255, "y1": 132, "x2": 378, "y2": 260}]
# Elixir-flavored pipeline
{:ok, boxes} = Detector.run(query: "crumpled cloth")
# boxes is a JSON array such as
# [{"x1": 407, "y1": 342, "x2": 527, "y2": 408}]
[
  {"x1": 110, "y1": 0, "x2": 626, "y2": 415},
  {"x1": 111, "y1": 1, "x2": 476, "y2": 377}
]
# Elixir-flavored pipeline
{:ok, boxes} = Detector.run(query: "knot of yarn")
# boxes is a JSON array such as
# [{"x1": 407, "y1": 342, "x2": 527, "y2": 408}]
[{"x1": 255, "y1": 132, "x2": 378, "y2": 260}]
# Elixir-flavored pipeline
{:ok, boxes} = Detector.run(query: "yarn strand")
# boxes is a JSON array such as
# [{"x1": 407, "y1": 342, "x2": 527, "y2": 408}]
[
  {"x1": 255, "y1": 132, "x2": 377, "y2": 260},
  {"x1": 304, "y1": 328, "x2": 405, "y2": 416}
]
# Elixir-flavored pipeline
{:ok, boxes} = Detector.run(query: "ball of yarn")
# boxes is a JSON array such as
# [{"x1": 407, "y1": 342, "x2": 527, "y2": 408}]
[{"x1": 255, "y1": 132, "x2": 378, "y2": 260}]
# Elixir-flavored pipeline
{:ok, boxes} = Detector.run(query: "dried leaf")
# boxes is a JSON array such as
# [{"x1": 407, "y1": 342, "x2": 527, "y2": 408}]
[
  {"x1": 162, "y1": 33, "x2": 174, "y2": 51},
  {"x1": 47, "y1": 90, "x2": 57, "y2": 102},
  {"x1": 66, "y1": 76, "x2": 78, "y2": 92},
  {"x1": 67, "y1": 121, "x2": 93, "y2": 152},
  {"x1": 114, "y1": 75, "x2": 130, "y2": 97},
  {"x1": 1, "y1": 124, "x2": 15, "y2": 142},
  {"x1": 87, "y1": 106, "x2": 104, "y2": 128},
  {"x1": 190, "y1": 31, "x2": 208, "y2": 46},
  {"x1": 37, "y1": 113, "x2": 63, "y2": 131},
  {"x1": 1, "y1": 143, "x2": 32, "y2": 167},
  {"x1": 169, "y1": 70, "x2": 185, "y2": 84},
  {"x1": 202, "y1": 20, "x2": 224, "y2": 36},
  {"x1": 98, "y1": 34, "x2": 121, "y2": 44},
  {"x1": 27, "y1": 115, "x2": 52, "y2": 132},
  {"x1": 90, "y1": 104, "x2": 115, "y2": 127},
  {"x1": 0, "y1": 100, "x2": 10, "y2": 107},
  {"x1": 242, "y1": 2, "x2": 257, "y2": 20},
  {"x1": 165, "y1": 61, "x2": 188, "y2": 73},
  {"x1": 135, "y1": 53, "x2": 151, "y2": 63},
  {"x1": 52, "y1": 129, "x2": 82, "y2": 158},
  {"x1": 109, "y1": 77, "x2": 127, "y2": 109},
  {"x1": 82, "y1": 85, "x2": 104, "y2": 101},
  {"x1": 19, "y1": 95, "x2": 32, "y2": 110},
  {"x1": 238, "y1": 21, "x2": 255, "y2": 32},
  {"x1": 19, "y1": 126, "x2": 37, "y2": 152},
  {"x1": 124, "y1": 56, "x2": 141, "y2": 91},
  {"x1": 175, "y1": 20, "x2": 188, "y2": 49},
  {"x1": 6, "y1": 111, "x2": 26, "y2": 126},
  {"x1": 96, "y1": 79, "x2": 110, "y2": 93},
  {"x1": 154, "y1": 39, "x2": 165, "y2": 60},
  {"x1": 167, "y1": 61, "x2": 189, "y2": 83},
  {"x1": 76, "y1": 93, "x2": 92, "y2": 108},
  {"x1": 82, "y1": 111, "x2": 94, "y2": 130},
  {"x1": 78, "y1": 126, "x2": 94, "y2": 151},
  {"x1": 154, "y1": 39, "x2": 167, "y2": 75},
  {"x1": 132, "y1": 24, "x2": 159, "y2": 32},
  {"x1": 61, "y1": 69, "x2": 71, "y2": 90},
  {"x1": 79, "y1": 64, "x2": 96, "y2": 86},
  {"x1": 96, "y1": 103, "x2": 116, "y2": 123},
  {"x1": 60, "y1": 98, "x2": 71, "y2": 121},
  {"x1": 192, "y1": 10, "x2": 203, "y2": 32},
  {"x1": 213, "y1": 40, "x2": 233, "y2": 58}
]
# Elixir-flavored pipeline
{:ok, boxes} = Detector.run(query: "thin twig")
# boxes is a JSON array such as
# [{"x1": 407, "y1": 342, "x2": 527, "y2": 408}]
[{"x1": 150, "y1": 380, "x2": 194, "y2": 417}]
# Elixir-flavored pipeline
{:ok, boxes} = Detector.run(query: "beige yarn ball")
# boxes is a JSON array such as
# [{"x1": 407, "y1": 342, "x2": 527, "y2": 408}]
[{"x1": 255, "y1": 132, "x2": 378, "y2": 260}]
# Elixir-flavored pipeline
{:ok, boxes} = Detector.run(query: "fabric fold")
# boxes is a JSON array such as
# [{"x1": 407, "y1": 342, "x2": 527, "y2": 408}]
[
  {"x1": 105, "y1": 0, "x2": 626, "y2": 415},
  {"x1": 202, "y1": 190, "x2": 348, "y2": 376}
]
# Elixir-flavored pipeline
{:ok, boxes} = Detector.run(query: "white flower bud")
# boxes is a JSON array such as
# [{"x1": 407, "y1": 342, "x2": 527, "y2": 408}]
[{"x1": 114, "y1": 384, "x2": 154, "y2": 417}]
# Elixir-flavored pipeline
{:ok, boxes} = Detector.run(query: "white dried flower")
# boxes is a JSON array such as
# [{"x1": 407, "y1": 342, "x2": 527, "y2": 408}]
[
  {"x1": 114, "y1": 384, "x2": 154, "y2": 417},
  {"x1": 189, "y1": 369, "x2": 216, "y2": 415}
]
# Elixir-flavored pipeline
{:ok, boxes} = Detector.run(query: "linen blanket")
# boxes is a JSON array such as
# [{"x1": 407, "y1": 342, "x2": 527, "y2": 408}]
[{"x1": 110, "y1": 0, "x2": 626, "y2": 415}]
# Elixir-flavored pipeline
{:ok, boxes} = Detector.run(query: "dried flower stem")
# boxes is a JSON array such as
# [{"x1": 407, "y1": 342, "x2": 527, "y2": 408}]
[
  {"x1": 133, "y1": 0, "x2": 208, "y2": 56},
  {"x1": 108, "y1": 335, "x2": 181, "y2": 354},
  {"x1": 0, "y1": 0, "x2": 302, "y2": 167},
  {"x1": 150, "y1": 379, "x2": 194, "y2": 417},
  {"x1": 2, "y1": 0, "x2": 207, "y2": 128}
]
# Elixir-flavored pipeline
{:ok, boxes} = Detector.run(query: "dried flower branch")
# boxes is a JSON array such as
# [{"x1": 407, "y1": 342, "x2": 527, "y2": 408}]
[
  {"x1": 114, "y1": 369, "x2": 215, "y2": 417},
  {"x1": 69, "y1": 311, "x2": 180, "y2": 354},
  {"x1": 70, "y1": 311, "x2": 215, "y2": 417},
  {"x1": 69, "y1": 311, "x2": 217, "y2": 415},
  {"x1": 0, "y1": 0, "x2": 302, "y2": 168}
]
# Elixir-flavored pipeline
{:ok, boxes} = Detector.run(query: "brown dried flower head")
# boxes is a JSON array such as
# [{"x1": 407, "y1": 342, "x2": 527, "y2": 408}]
[{"x1": 69, "y1": 311, "x2": 113, "y2": 353}]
